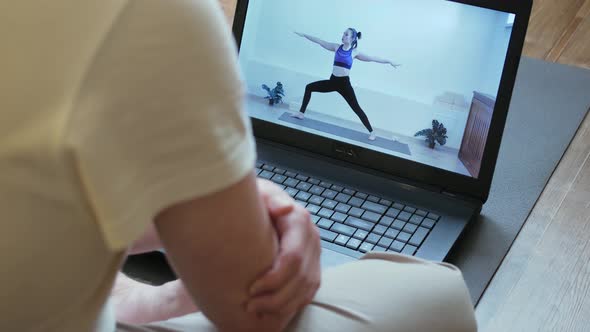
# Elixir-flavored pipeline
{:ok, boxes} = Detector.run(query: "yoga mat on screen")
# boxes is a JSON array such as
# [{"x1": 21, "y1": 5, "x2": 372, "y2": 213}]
[{"x1": 278, "y1": 112, "x2": 412, "y2": 156}]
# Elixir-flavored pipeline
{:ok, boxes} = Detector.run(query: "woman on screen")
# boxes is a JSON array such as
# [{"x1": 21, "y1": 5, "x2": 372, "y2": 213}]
[{"x1": 292, "y1": 28, "x2": 401, "y2": 141}]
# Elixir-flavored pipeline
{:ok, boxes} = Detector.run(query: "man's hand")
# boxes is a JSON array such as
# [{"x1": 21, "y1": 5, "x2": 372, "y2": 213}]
[{"x1": 246, "y1": 180, "x2": 321, "y2": 317}]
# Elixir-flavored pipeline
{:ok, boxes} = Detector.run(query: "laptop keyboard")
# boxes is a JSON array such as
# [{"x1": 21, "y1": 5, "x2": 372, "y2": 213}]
[{"x1": 255, "y1": 161, "x2": 440, "y2": 257}]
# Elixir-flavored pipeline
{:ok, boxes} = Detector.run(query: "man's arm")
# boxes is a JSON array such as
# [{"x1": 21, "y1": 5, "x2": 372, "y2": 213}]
[
  {"x1": 155, "y1": 173, "x2": 289, "y2": 332},
  {"x1": 111, "y1": 272, "x2": 197, "y2": 324}
]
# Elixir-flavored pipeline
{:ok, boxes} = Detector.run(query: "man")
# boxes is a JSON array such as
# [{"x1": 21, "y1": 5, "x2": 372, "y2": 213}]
[{"x1": 0, "y1": 0, "x2": 477, "y2": 331}]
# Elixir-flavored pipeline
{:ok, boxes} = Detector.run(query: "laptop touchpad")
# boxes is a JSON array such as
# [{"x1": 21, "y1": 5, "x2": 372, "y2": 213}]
[{"x1": 321, "y1": 248, "x2": 356, "y2": 268}]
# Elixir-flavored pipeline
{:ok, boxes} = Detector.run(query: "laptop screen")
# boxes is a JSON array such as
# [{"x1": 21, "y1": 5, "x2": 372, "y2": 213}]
[{"x1": 237, "y1": 0, "x2": 515, "y2": 179}]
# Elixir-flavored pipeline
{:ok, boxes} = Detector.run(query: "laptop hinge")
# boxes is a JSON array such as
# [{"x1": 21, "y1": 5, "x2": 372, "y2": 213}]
[{"x1": 441, "y1": 190, "x2": 482, "y2": 205}]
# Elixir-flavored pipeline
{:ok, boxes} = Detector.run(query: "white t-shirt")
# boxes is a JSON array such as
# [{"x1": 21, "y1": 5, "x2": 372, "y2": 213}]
[{"x1": 0, "y1": 0, "x2": 255, "y2": 331}]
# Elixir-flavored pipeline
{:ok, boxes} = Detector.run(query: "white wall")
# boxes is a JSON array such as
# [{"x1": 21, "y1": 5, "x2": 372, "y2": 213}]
[{"x1": 238, "y1": 0, "x2": 512, "y2": 149}]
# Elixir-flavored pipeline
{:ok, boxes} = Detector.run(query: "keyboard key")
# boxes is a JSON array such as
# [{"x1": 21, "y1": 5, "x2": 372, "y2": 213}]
[
  {"x1": 367, "y1": 195, "x2": 380, "y2": 203},
  {"x1": 262, "y1": 165, "x2": 274, "y2": 171},
  {"x1": 278, "y1": 185, "x2": 286, "y2": 190},
  {"x1": 379, "y1": 199, "x2": 393, "y2": 206},
  {"x1": 409, "y1": 214, "x2": 424, "y2": 225},
  {"x1": 366, "y1": 233, "x2": 381, "y2": 244},
  {"x1": 402, "y1": 245, "x2": 417, "y2": 255},
  {"x1": 296, "y1": 182, "x2": 312, "y2": 191},
  {"x1": 306, "y1": 204, "x2": 321, "y2": 214},
  {"x1": 397, "y1": 211, "x2": 412, "y2": 221},
  {"x1": 259, "y1": 170, "x2": 274, "y2": 179},
  {"x1": 321, "y1": 199, "x2": 338, "y2": 210},
  {"x1": 335, "y1": 234, "x2": 350, "y2": 246},
  {"x1": 331, "y1": 223, "x2": 356, "y2": 237},
  {"x1": 285, "y1": 170, "x2": 297, "y2": 178},
  {"x1": 386, "y1": 208, "x2": 401, "y2": 218},
  {"x1": 428, "y1": 212, "x2": 441, "y2": 220},
  {"x1": 349, "y1": 207, "x2": 364, "y2": 218},
  {"x1": 284, "y1": 178, "x2": 300, "y2": 187},
  {"x1": 385, "y1": 228, "x2": 400, "y2": 239},
  {"x1": 346, "y1": 238, "x2": 362, "y2": 250},
  {"x1": 255, "y1": 168, "x2": 262, "y2": 175},
  {"x1": 310, "y1": 185, "x2": 325, "y2": 195},
  {"x1": 296, "y1": 200, "x2": 308, "y2": 207},
  {"x1": 334, "y1": 193, "x2": 352, "y2": 203},
  {"x1": 415, "y1": 209, "x2": 428, "y2": 217},
  {"x1": 295, "y1": 191, "x2": 312, "y2": 202},
  {"x1": 362, "y1": 201, "x2": 388, "y2": 214},
  {"x1": 403, "y1": 223, "x2": 418, "y2": 234},
  {"x1": 378, "y1": 237, "x2": 393, "y2": 248},
  {"x1": 392, "y1": 202, "x2": 405, "y2": 210},
  {"x1": 317, "y1": 218, "x2": 333, "y2": 229},
  {"x1": 318, "y1": 208, "x2": 334, "y2": 219},
  {"x1": 319, "y1": 181, "x2": 332, "y2": 188},
  {"x1": 296, "y1": 174, "x2": 309, "y2": 182},
  {"x1": 397, "y1": 232, "x2": 411, "y2": 243},
  {"x1": 373, "y1": 225, "x2": 387, "y2": 235},
  {"x1": 409, "y1": 227, "x2": 430, "y2": 246},
  {"x1": 359, "y1": 242, "x2": 375, "y2": 253},
  {"x1": 342, "y1": 188, "x2": 356, "y2": 195},
  {"x1": 321, "y1": 189, "x2": 338, "y2": 200},
  {"x1": 403, "y1": 206, "x2": 417, "y2": 213},
  {"x1": 308, "y1": 178, "x2": 321, "y2": 185},
  {"x1": 348, "y1": 197, "x2": 364, "y2": 208},
  {"x1": 309, "y1": 195, "x2": 324, "y2": 206},
  {"x1": 361, "y1": 211, "x2": 381, "y2": 223},
  {"x1": 355, "y1": 192, "x2": 368, "y2": 199},
  {"x1": 273, "y1": 168, "x2": 286, "y2": 175},
  {"x1": 345, "y1": 217, "x2": 375, "y2": 232},
  {"x1": 392, "y1": 219, "x2": 406, "y2": 230},
  {"x1": 285, "y1": 187, "x2": 298, "y2": 197},
  {"x1": 373, "y1": 246, "x2": 387, "y2": 252},
  {"x1": 353, "y1": 230, "x2": 369, "y2": 240},
  {"x1": 319, "y1": 228, "x2": 337, "y2": 242},
  {"x1": 255, "y1": 161, "x2": 263, "y2": 168},
  {"x1": 422, "y1": 218, "x2": 436, "y2": 229},
  {"x1": 379, "y1": 216, "x2": 394, "y2": 227},
  {"x1": 331, "y1": 185, "x2": 344, "y2": 192},
  {"x1": 335, "y1": 203, "x2": 351, "y2": 213},
  {"x1": 310, "y1": 215, "x2": 320, "y2": 224},
  {"x1": 331, "y1": 212, "x2": 348, "y2": 223},
  {"x1": 389, "y1": 240, "x2": 405, "y2": 252}
]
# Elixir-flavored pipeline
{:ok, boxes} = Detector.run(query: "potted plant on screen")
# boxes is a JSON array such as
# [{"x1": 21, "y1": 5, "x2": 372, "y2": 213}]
[
  {"x1": 415, "y1": 120, "x2": 448, "y2": 149},
  {"x1": 261, "y1": 82, "x2": 285, "y2": 106}
]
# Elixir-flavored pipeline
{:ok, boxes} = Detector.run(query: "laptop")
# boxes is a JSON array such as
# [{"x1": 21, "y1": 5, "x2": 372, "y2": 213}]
[{"x1": 232, "y1": 0, "x2": 532, "y2": 267}]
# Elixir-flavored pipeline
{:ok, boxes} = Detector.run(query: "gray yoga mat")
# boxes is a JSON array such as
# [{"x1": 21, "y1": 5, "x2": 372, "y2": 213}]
[
  {"x1": 447, "y1": 57, "x2": 590, "y2": 304},
  {"x1": 278, "y1": 112, "x2": 413, "y2": 156}
]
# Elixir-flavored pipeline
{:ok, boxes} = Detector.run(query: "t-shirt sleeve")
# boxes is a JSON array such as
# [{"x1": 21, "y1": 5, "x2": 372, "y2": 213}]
[{"x1": 66, "y1": 0, "x2": 256, "y2": 251}]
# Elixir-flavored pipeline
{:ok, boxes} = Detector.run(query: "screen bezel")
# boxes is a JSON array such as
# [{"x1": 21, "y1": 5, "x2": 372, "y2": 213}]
[{"x1": 232, "y1": 0, "x2": 533, "y2": 203}]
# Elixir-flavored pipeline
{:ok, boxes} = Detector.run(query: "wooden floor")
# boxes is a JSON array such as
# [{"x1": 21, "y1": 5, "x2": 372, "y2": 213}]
[{"x1": 219, "y1": 1, "x2": 590, "y2": 330}]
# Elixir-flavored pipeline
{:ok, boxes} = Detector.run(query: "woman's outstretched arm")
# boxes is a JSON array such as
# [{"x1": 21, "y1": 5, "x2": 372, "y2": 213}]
[
  {"x1": 295, "y1": 32, "x2": 339, "y2": 52},
  {"x1": 356, "y1": 52, "x2": 401, "y2": 68}
]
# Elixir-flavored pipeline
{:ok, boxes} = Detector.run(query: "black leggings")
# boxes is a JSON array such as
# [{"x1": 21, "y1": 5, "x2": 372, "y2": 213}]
[{"x1": 299, "y1": 75, "x2": 374, "y2": 132}]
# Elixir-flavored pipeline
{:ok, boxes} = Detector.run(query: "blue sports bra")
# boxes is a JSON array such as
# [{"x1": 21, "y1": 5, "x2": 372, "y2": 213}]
[{"x1": 334, "y1": 45, "x2": 354, "y2": 69}]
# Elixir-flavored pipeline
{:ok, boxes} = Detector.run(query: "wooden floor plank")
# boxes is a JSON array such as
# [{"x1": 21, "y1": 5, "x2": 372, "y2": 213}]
[
  {"x1": 558, "y1": 0, "x2": 590, "y2": 68},
  {"x1": 523, "y1": 0, "x2": 587, "y2": 61}
]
